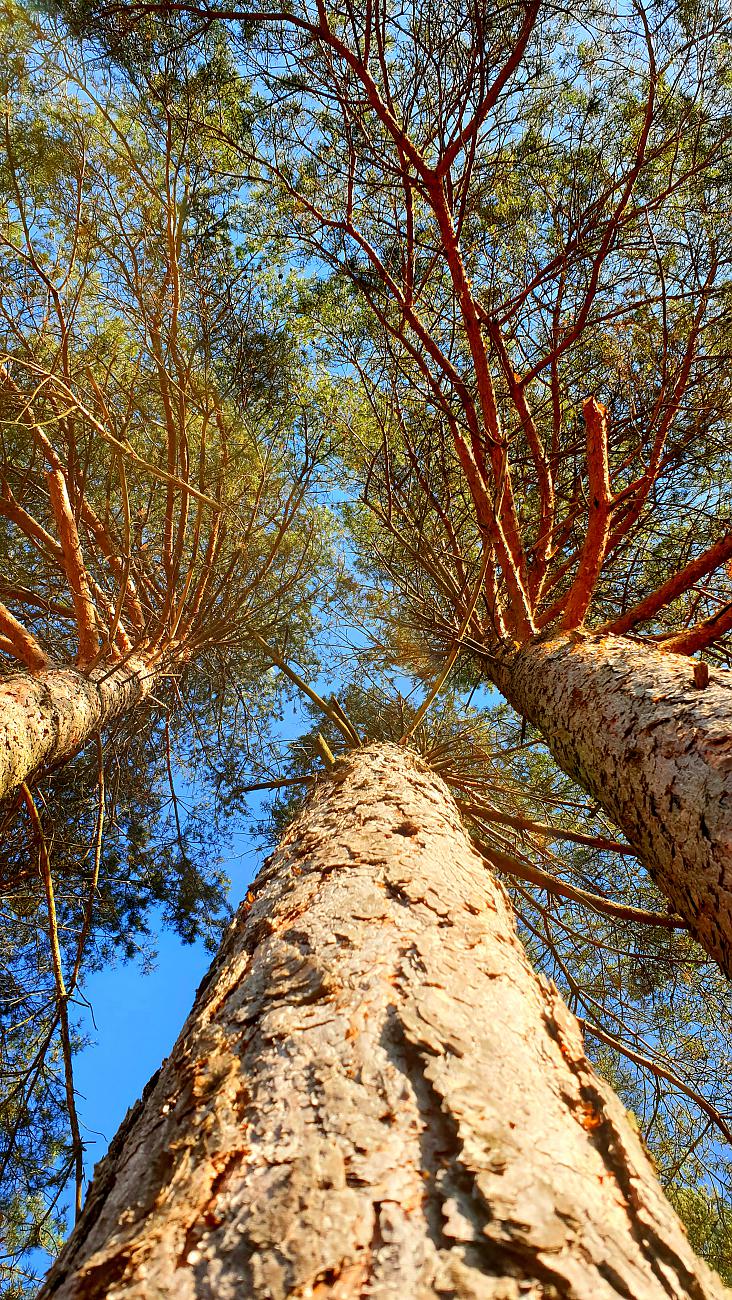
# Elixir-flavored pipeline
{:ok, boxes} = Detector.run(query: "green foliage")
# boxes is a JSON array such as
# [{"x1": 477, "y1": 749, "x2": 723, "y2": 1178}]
[{"x1": 666, "y1": 1189, "x2": 732, "y2": 1286}]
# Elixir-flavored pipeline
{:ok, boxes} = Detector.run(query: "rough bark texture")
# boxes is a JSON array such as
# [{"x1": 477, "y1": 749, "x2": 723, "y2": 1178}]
[
  {"x1": 41, "y1": 744, "x2": 726, "y2": 1300},
  {"x1": 0, "y1": 656, "x2": 152, "y2": 802},
  {"x1": 492, "y1": 632, "x2": 732, "y2": 976}
]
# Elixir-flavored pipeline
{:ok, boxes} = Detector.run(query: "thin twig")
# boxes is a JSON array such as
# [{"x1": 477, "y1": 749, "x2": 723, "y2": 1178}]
[
  {"x1": 459, "y1": 798, "x2": 638, "y2": 856},
  {"x1": 475, "y1": 830, "x2": 686, "y2": 929},
  {"x1": 21, "y1": 783, "x2": 84, "y2": 1219},
  {"x1": 578, "y1": 1016, "x2": 732, "y2": 1148}
]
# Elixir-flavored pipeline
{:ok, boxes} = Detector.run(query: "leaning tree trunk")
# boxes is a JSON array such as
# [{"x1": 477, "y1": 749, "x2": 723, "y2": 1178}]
[
  {"x1": 489, "y1": 631, "x2": 732, "y2": 977},
  {"x1": 41, "y1": 744, "x2": 726, "y2": 1300},
  {"x1": 0, "y1": 656, "x2": 153, "y2": 803}
]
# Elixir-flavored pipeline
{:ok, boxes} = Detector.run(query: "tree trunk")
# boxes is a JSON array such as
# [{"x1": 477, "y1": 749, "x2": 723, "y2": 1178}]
[
  {"x1": 489, "y1": 631, "x2": 732, "y2": 976},
  {"x1": 0, "y1": 657, "x2": 152, "y2": 803},
  {"x1": 41, "y1": 744, "x2": 726, "y2": 1300}
]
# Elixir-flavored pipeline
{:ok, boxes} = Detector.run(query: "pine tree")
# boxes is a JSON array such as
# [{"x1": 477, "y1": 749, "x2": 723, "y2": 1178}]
[{"x1": 39, "y1": 745, "x2": 729, "y2": 1299}]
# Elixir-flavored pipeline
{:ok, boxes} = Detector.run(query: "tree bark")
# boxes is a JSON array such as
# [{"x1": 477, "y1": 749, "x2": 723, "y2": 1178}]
[
  {"x1": 488, "y1": 631, "x2": 732, "y2": 976},
  {"x1": 0, "y1": 657, "x2": 153, "y2": 803},
  {"x1": 41, "y1": 744, "x2": 727, "y2": 1300}
]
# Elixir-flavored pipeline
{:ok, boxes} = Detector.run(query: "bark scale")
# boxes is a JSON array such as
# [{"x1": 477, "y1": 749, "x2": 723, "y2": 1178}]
[
  {"x1": 41, "y1": 744, "x2": 726, "y2": 1299},
  {"x1": 490, "y1": 632, "x2": 732, "y2": 975},
  {"x1": 0, "y1": 656, "x2": 153, "y2": 803}
]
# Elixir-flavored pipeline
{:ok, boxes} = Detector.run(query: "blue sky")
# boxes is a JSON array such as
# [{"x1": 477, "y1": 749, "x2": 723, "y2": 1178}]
[
  {"x1": 65, "y1": 685, "x2": 316, "y2": 1200},
  {"x1": 70, "y1": 822, "x2": 263, "y2": 1186},
  {"x1": 73, "y1": 925, "x2": 214, "y2": 1175}
]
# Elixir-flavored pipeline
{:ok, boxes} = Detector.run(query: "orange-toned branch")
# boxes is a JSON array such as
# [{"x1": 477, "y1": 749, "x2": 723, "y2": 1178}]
[
  {"x1": 0, "y1": 601, "x2": 49, "y2": 670},
  {"x1": 424, "y1": 184, "x2": 533, "y2": 631},
  {"x1": 605, "y1": 268, "x2": 716, "y2": 556},
  {"x1": 47, "y1": 468, "x2": 99, "y2": 667},
  {"x1": 436, "y1": 0, "x2": 542, "y2": 178},
  {"x1": 561, "y1": 399, "x2": 612, "y2": 629},
  {"x1": 602, "y1": 531, "x2": 732, "y2": 636},
  {"x1": 662, "y1": 601, "x2": 732, "y2": 656},
  {"x1": 4, "y1": 359, "x2": 220, "y2": 510},
  {"x1": 0, "y1": 486, "x2": 65, "y2": 565},
  {"x1": 483, "y1": 317, "x2": 554, "y2": 598},
  {"x1": 80, "y1": 496, "x2": 146, "y2": 633},
  {"x1": 86, "y1": 574, "x2": 133, "y2": 657}
]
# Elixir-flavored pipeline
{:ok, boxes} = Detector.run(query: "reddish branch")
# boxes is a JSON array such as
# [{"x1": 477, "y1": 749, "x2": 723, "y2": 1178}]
[
  {"x1": 0, "y1": 601, "x2": 49, "y2": 671},
  {"x1": 80, "y1": 498, "x2": 146, "y2": 632},
  {"x1": 603, "y1": 532, "x2": 732, "y2": 637},
  {"x1": 436, "y1": 0, "x2": 542, "y2": 177},
  {"x1": 664, "y1": 602, "x2": 732, "y2": 656},
  {"x1": 0, "y1": 486, "x2": 65, "y2": 565},
  {"x1": 46, "y1": 469, "x2": 100, "y2": 667},
  {"x1": 562, "y1": 399, "x2": 613, "y2": 630},
  {"x1": 483, "y1": 318, "x2": 554, "y2": 600},
  {"x1": 458, "y1": 797, "x2": 638, "y2": 856},
  {"x1": 605, "y1": 274, "x2": 716, "y2": 557}
]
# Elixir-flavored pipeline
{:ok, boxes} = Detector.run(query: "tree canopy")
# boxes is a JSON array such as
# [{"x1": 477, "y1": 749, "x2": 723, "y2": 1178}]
[{"x1": 0, "y1": 8, "x2": 342, "y2": 1287}]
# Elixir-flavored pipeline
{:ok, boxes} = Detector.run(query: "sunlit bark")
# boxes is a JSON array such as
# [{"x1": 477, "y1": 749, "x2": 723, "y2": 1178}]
[
  {"x1": 491, "y1": 632, "x2": 732, "y2": 974},
  {"x1": 0, "y1": 658, "x2": 152, "y2": 804}
]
